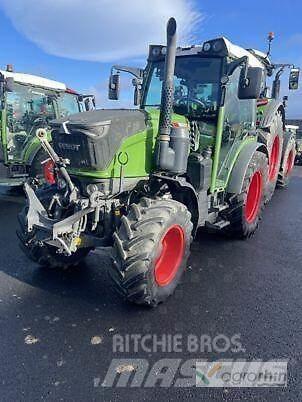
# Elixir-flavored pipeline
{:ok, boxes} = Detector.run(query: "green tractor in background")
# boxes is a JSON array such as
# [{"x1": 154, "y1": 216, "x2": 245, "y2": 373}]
[
  {"x1": 294, "y1": 126, "x2": 302, "y2": 165},
  {"x1": 18, "y1": 18, "x2": 299, "y2": 306},
  {"x1": 0, "y1": 66, "x2": 95, "y2": 187},
  {"x1": 285, "y1": 123, "x2": 302, "y2": 166}
]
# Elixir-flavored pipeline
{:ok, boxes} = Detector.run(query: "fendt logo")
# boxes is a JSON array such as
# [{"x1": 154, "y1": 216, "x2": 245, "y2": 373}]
[{"x1": 58, "y1": 142, "x2": 81, "y2": 151}]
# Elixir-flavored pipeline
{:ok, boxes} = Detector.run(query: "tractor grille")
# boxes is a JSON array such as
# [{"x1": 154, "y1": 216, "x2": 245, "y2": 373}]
[{"x1": 53, "y1": 131, "x2": 93, "y2": 169}]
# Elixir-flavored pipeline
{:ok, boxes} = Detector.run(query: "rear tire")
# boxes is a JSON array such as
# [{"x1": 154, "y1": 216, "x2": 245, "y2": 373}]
[
  {"x1": 224, "y1": 151, "x2": 268, "y2": 239},
  {"x1": 110, "y1": 197, "x2": 193, "y2": 306},
  {"x1": 277, "y1": 136, "x2": 296, "y2": 188},
  {"x1": 261, "y1": 112, "x2": 283, "y2": 203}
]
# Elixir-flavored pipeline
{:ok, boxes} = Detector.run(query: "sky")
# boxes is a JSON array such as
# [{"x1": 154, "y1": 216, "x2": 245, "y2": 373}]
[{"x1": 0, "y1": 0, "x2": 301, "y2": 117}]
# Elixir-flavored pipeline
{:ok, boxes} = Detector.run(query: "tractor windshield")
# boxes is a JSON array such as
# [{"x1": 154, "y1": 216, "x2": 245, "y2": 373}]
[
  {"x1": 143, "y1": 56, "x2": 222, "y2": 122},
  {"x1": 56, "y1": 92, "x2": 81, "y2": 118},
  {"x1": 5, "y1": 84, "x2": 81, "y2": 161},
  {"x1": 6, "y1": 83, "x2": 57, "y2": 161}
]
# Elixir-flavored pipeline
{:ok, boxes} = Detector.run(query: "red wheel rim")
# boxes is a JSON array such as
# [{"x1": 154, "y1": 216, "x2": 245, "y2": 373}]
[
  {"x1": 154, "y1": 225, "x2": 185, "y2": 287},
  {"x1": 268, "y1": 136, "x2": 280, "y2": 181},
  {"x1": 245, "y1": 171, "x2": 263, "y2": 224},
  {"x1": 285, "y1": 150, "x2": 294, "y2": 176}
]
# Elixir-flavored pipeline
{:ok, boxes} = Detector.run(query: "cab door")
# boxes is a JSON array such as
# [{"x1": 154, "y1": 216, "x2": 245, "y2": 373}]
[{"x1": 216, "y1": 67, "x2": 256, "y2": 187}]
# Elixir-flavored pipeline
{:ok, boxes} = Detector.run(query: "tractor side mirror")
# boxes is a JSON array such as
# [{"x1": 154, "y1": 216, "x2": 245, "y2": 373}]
[
  {"x1": 238, "y1": 67, "x2": 263, "y2": 100},
  {"x1": 289, "y1": 67, "x2": 300, "y2": 90},
  {"x1": 0, "y1": 74, "x2": 14, "y2": 110},
  {"x1": 5, "y1": 77, "x2": 14, "y2": 92},
  {"x1": 132, "y1": 78, "x2": 142, "y2": 106},
  {"x1": 108, "y1": 73, "x2": 120, "y2": 100}
]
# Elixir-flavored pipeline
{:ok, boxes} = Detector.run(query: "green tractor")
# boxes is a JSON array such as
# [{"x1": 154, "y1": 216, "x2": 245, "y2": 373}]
[
  {"x1": 18, "y1": 18, "x2": 299, "y2": 306},
  {"x1": 295, "y1": 126, "x2": 302, "y2": 165},
  {"x1": 285, "y1": 123, "x2": 302, "y2": 166},
  {"x1": 0, "y1": 66, "x2": 95, "y2": 187}
]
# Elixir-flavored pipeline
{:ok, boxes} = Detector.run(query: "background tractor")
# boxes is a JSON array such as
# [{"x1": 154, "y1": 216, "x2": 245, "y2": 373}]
[
  {"x1": 18, "y1": 18, "x2": 299, "y2": 306},
  {"x1": 0, "y1": 66, "x2": 95, "y2": 187},
  {"x1": 295, "y1": 126, "x2": 302, "y2": 165},
  {"x1": 285, "y1": 122, "x2": 302, "y2": 166}
]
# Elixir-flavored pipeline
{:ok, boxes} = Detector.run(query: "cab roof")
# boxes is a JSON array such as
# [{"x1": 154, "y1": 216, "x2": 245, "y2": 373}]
[
  {"x1": 0, "y1": 70, "x2": 67, "y2": 91},
  {"x1": 150, "y1": 37, "x2": 267, "y2": 69}
]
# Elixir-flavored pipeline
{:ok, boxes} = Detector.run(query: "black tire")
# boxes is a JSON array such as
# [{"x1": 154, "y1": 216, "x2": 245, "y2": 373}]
[
  {"x1": 260, "y1": 112, "x2": 283, "y2": 203},
  {"x1": 109, "y1": 197, "x2": 193, "y2": 307},
  {"x1": 277, "y1": 135, "x2": 296, "y2": 188},
  {"x1": 29, "y1": 148, "x2": 49, "y2": 184},
  {"x1": 17, "y1": 192, "x2": 90, "y2": 269},
  {"x1": 294, "y1": 155, "x2": 302, "y2": 166},
  {"x1": 223, "y1": 151, "x2": 268, "y2": 239}
]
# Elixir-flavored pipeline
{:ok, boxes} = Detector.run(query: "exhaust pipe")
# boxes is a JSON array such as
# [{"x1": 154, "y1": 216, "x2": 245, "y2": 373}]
[
  {"x1": 158, "y1": 17, "x2": 177, "y2": 139},
  {"x1": 156, "y1": 18, "x2": 190, "y2": 174}
]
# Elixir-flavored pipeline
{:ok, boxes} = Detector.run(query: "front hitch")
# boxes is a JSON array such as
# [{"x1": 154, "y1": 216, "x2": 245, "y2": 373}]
[
  {"x1": 35, "y1": 128, "x2": 78, "y2": 202},
  {"x1": 24, "y1": 181, "x2": 96, "y2": 255}
]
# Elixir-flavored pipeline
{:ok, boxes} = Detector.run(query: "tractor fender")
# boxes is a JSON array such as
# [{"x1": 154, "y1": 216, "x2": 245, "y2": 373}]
[
  {"x1": 152, "y1": 173, "x2": 202, "y2": 232},
  {"x1": 227, "y1": 142, "x2": 268, "y2": 195},
  {"x1": 259, "y1": 100, "x2": 285, "y2": 130},
  {"x1": 26, "y1": 144, "x2": 43, "y2": 165}
]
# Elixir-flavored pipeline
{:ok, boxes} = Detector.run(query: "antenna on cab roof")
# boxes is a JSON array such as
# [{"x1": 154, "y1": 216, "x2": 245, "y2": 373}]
[{"x1": 267, "y1": 32, "x2": 275, "y2": 58}]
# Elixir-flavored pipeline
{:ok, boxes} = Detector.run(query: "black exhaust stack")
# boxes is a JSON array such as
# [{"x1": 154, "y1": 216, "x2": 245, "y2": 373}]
[
  {"x1": 158, "y1": 17, "x2": 177, "y2": 138},
  {"x1": 156, "y1": 18, "x2": 190, "y2": 174}
]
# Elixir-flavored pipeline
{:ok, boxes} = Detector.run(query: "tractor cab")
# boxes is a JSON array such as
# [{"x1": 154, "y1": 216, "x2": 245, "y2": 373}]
[
  {"x1": 109, "y1": 38, "x2": 266, "y2": 192},
  {"x1": 110, "y1": 36, "x2": 299, "y2": 192},
  {"x1": 0, "y1": 67, "x2": 95, "y2": 186}
]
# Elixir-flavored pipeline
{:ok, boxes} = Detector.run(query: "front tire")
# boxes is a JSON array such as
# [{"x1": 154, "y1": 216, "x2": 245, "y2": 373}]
[{"x1": 110, "y1": 198, "x2": 193, "y2": 306}]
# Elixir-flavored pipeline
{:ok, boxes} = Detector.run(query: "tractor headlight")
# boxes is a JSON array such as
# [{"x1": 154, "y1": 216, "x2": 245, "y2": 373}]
[
  {"x1": 203, "y1": 42, "x2": 211, "y2": 52},
  {"x1": 152, "y1": 47, "x2": 161, "y2": 57},
  {"x1": 212, "y1": 40, "x2": 223, "y2": 52}
]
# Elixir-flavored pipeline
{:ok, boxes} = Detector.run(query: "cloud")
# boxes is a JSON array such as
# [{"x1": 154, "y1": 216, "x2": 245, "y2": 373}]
[{"x1": 0, "y1": 0, "x2": 203, "y2": 62}]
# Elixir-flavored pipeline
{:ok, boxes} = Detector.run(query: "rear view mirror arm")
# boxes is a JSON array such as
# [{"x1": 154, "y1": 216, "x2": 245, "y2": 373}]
[{"x1": 112, "y1": 65, "x2": 144, "y2": 79}]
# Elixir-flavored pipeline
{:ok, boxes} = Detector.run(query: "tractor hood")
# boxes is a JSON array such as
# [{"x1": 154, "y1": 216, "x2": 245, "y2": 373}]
[{"x1": 51, "y1": 109, "x2": 148, "y2": 171}]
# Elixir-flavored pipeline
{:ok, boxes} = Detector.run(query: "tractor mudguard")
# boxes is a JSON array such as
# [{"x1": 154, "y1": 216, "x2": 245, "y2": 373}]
[
  {"x1": 152, "y1": 173, "x2": 207, "y2": 231},
  {"x1": 26, "y1": 145, "x2": 42, "y2": 165},
  {"x1": 227, "y1": 142, "x2": 268, "y2": 195},
  {"x1": 259, "y1": 100, "x2": 285, "y2": 130}
]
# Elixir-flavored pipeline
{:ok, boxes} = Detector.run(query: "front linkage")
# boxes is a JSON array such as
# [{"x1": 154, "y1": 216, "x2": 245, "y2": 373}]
[{"x1": 23, "y1": 129, "x2": 117, "y2": 257}]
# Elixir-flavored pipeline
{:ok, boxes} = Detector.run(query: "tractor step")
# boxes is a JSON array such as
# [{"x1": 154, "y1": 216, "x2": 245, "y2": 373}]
[
  {"x1": 205, "y1": 219, "x2": 230, "y2": 231},
  {"x1": 212, "y1": 203, "x2": 229, "y2": 212}
]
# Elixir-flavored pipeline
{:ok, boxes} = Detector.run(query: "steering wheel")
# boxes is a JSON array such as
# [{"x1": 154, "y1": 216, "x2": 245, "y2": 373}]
[{"x1": 175, "y1": 96, "x2": 206, "y2": 111}]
